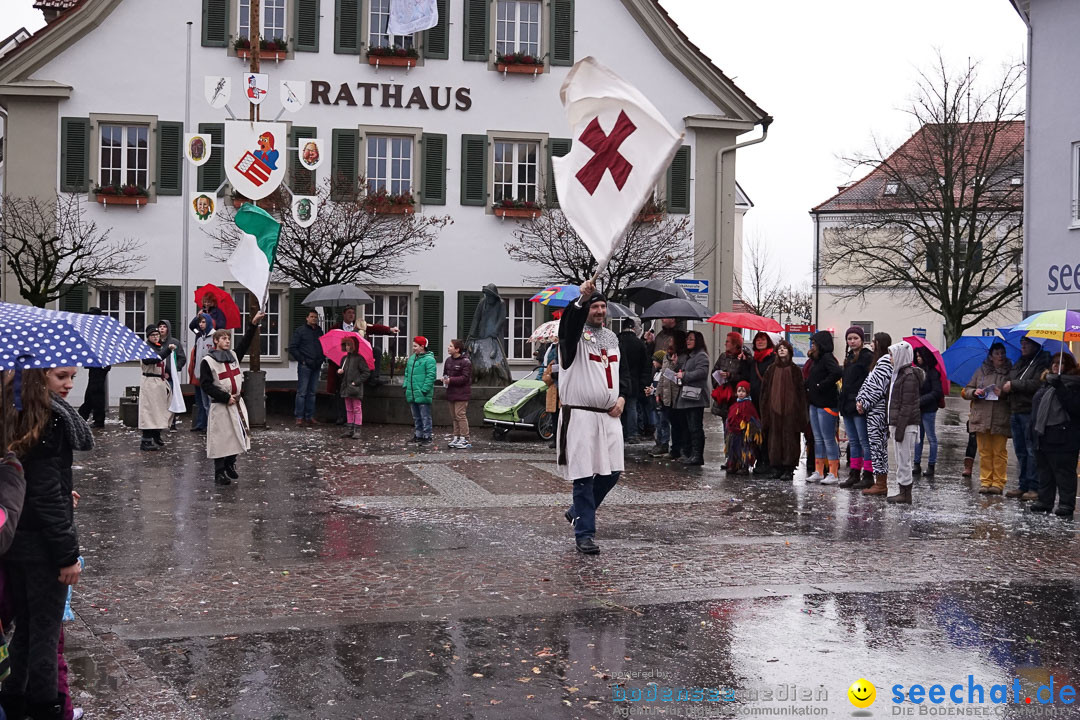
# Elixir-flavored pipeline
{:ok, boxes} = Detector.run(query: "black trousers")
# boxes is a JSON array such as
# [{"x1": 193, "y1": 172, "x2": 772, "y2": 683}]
[
  {"x1": 78, "y1": 369, "x2": 108, "y2": 425},
  {"x1": 2, "y1": 560, "x2": 68, "y2": 703},
  {"x1": 965, "y1": 432, "x2": 978, "y2": 459},
  {"x1": 214, "y1": 455, "x2": 237, "y2": 472},
  {"x1": 669, "y1": 408, "x2": 688, "y2": 457},
  {"x1": 1036, "y1": 449, "x2": 1078, "y2": 512},
  {"x1": 683, "y1": 406, "x2": 705, "y2": 458}
]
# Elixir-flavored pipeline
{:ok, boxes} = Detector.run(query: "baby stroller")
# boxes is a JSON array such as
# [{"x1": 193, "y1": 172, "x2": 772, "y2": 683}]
[{"x1": 483, "y1": 370, "x2": 556, "y2": 440}]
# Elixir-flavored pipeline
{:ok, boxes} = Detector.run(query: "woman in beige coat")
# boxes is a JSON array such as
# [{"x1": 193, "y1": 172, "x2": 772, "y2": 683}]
[{"x1": 961, "y1": 343, "x2": 1013, "y2": 494}]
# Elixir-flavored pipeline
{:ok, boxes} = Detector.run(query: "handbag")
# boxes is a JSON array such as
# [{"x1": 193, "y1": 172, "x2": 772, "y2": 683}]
[{"x1": 680, "y1": 384, "x2": 703, "y2": 401}]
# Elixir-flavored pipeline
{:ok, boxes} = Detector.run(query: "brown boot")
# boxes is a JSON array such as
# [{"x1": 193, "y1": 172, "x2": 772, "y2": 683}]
[
  {"x1": 839, "y1": 465, "x2": 860, "y2": 488},
  {"x1": 887, "y1": 483, "x2": 912, "y2": 504},
  {"x1": 862, "y1": 474, "x2": 889, "y2": 496},
  {"x1": 854, "y1": 469, "x2": 874, "y2": 490},
  {"x1": 962, "y1": 457, "x2": 974, "y2": 478}
]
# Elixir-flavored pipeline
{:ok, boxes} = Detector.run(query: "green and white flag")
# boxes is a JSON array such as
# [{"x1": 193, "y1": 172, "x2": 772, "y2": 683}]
[{"x1": 228, "y1": 203, "x2": 281, "y2": 304}]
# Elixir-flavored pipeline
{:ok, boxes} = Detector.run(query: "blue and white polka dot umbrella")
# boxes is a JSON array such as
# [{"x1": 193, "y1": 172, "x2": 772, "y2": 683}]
[{"x1": 0, "y1": 301, "x2": 158, "y2": 371}]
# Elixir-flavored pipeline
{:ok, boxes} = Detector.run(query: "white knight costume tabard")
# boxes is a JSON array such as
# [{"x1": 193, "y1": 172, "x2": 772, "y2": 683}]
[
  {"x1": 201, "y1": 353, "x2": 250, "y2": 459},
  {"x1": 138, "y1": 341, "x2": 172, "y2": 431},
  {"x1": 556, "y1": 294, "x2": 630, "y2": 480}
]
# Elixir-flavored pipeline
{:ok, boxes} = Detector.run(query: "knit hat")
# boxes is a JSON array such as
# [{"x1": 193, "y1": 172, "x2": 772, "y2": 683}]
[
  {"x1": 413, "y1": 336, "x2": 428, "y2": 348},
  {"x1": 736, "y1": 380, "x2": 751, "y2": 393},
  {"x1": 652, "y1": 351, "x2": 666, "y2": 364},
  {"x1": 845, "y1": 326, "x2": 866, "y2": 341}
]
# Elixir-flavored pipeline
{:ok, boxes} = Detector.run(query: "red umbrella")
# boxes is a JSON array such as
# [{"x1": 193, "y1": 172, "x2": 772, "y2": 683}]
[
  {"x1": 320, "y1": 329, "x2": 375, "y2": 370},
  {"x1": 194, "y1": 284, "x2": 242, "y2": 330},
  {"x1": 903, "y1": 336, "x2": 948, "y2": 389},
  {"x1": 706, "y1": 312, "x2": 784, "y2": 333}
]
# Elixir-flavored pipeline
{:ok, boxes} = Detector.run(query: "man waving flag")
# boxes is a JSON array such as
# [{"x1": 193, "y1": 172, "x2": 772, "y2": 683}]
[
  {"x1": 552, "y1": 57, "x2": 684, "y2": 276},
  {"x1": 228, "y1": 203, "x2": 282, "y2": 305}
]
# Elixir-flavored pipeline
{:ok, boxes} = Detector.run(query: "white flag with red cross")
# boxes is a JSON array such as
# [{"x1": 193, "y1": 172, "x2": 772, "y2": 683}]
[{"x1": 552, "y1": 57, "x2": 684, "y2": 275}]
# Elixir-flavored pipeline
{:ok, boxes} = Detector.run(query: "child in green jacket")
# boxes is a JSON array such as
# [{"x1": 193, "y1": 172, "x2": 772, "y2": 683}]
[{"x1": 404, "y1": 336, "x2": 437, "y2": 444}]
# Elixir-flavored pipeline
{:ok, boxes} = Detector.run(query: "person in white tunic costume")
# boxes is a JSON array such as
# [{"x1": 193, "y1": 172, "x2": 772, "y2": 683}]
[
  {"x1": 199, "y1": 312, "x2": 264, "y2": 486},
  {"x1": 138, "y1": 325, "x2": 173, "y2": 452},
  {"x1": 557, "y1": 280, "x2": 630, "y2": 555}
]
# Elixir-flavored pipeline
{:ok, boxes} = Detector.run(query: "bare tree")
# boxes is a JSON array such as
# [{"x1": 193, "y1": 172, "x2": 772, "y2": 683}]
[
  {"x1": 822, "y1": 54, "x2": 1025, "y2": 344},
  {"x1": 775, "y1": 285, "x2": 813, "y2": 324},
  {"x1": 503, "y1": 204, "x2": 700, "y2": 299},
  {"x1": 0, "y1": 194, "x2": 145, "y2": 307},
  {"x1": 206, "y1": 180, "x2": 452, "y2": 288},
  {"x1": 734, "y1": 232, "x2": 780, "y2": 318}
]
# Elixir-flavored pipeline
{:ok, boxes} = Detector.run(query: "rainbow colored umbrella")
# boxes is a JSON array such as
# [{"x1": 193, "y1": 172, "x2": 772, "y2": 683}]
[
  {"x1": 1007, "y1": 309, "x2": 1080, "y2": 342},
  {"x1": 530, "y1": 284, "x2": 580, "y2": 308}
]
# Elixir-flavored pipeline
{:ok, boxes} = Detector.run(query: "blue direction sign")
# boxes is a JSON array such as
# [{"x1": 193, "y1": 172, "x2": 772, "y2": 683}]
[
  {"x1": 675, "y1": 278, "x2": 709, "y2": 295},
  {"x1": 912, "y1": 327, "x2": 927, "y2": 338}
]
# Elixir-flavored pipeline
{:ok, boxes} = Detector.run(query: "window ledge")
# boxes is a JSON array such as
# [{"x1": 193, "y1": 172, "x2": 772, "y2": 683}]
[
  {"x1": 236, "y1": 49, "x2": 289, "y2": 61},
  {"x1": 94, "y1": 194, "x2": 152, "y2": 207},
  {"x1": 494, "y1": 206, "x2": 541, "y2": 219},
  {"x1": 494, "y1": 62, "x2": 545, "y2": 76},
  {"x1": 1069, "y1": 222, "x2": 1080, "y2": 231},
  {"x1": 367, "y1": 55, "x2": 417, "y2": 69}
]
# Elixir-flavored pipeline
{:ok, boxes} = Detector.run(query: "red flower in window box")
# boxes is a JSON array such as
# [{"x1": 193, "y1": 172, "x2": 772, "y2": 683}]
[
  {"x1": 367, "y1": 46, "x2": 418, "y2": 67},
  {"x1": 496, "y1": 52, "x2": 545, "y2": 74},
  {"x1": 235, "y1": 37, "x2": 288, "y2": 60},
  {"x1": 635, "y1": 197, "x2": 666, "y2": 223},
  {"x1": 364, "y1": 189, "x2": 416, "y2": 214},
  {"x1": 493, "y1": 198, "x2": 541, "y2": 219},
  {"x1": 94, "y1": 184, "x2": 148, "y2": 206}
]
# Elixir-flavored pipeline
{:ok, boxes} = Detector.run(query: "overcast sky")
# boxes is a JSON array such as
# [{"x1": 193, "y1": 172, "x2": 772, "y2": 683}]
[{"x1": 3, "y1": 1, "x2": 1026, "y2": 286}]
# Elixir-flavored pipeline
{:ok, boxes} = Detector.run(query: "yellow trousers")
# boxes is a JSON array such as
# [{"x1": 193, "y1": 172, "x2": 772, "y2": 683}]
[{"x1": 976, "y1": 432, "x2": 1009, "y2": 489}]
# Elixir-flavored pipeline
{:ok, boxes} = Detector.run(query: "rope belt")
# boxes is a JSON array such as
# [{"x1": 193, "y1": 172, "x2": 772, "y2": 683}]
[{"x1": 557, "y1": 404, "x2": 613, "y2": 466}]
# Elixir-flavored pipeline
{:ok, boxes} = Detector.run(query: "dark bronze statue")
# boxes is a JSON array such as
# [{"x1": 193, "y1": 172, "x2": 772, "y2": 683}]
[{"x1": 466, "y1": 284, "x2": 512, "y2": 386}]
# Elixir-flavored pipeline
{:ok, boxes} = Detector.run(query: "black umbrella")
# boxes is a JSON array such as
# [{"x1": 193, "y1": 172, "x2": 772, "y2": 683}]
[
  {"x1": 639, "y1": 297, "x2": 711, "y2": 320},
  {"x1": 303, "y1": 284, "x2": 374, "y2": 307},
  {"x1": 605, "y1": 300, "x2": 638, "y2": 320},
  {"x1": 621, "y1": 279, "x2": 691, "y2": 307}
]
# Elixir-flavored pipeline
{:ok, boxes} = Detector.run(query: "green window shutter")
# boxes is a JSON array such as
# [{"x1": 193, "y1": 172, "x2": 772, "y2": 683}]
[
  {"x1": 331, "y1": 128, "x2": 359, "y2": 201},
  {"x1": 60, "y1": 117, "x2": 90, "y2": 192},
  {"x1": 666, "y1": 145, "x2": 691, "y2": 214},
  {"x1": 202, "y1": 0, "x2": 230, "y2": 47},
  {"x1": 290, "y1": 126, "x2": 317, "y2": 194},
  {"x1": 58, "y1": 284, "x2": 88, "y2": 314},
  {"x1": 457, "y1": 291, "x2": 484, "y2": 338},
  {"x1": 334, "y1": 0, "x2": 362, "y2": 53},
  {"x1": 546, "y1": 138, "x2": 571, "y2": 208},
  {"x1": 294, "y1": 0, "x2": 320, "y2": 52},
  {"x1": 155, "y1": 285, "x2": 182, "y2": 335},
  {"x1": 418, "y1": 291, "x2": 444, "y2": 361},
  {"x1": 460, "y1": 134, "x2": 488, "y2": 206},
  {"x1": 420, "y1": 133, "x2": 447, "y2": 205},
  {"x1": 288, "y1": 287, "x2": 315, "y2": 329},
  {"x1": 156, "y1": 121, "x2": 184, "y2": 196},
  {"x1": 462, "y1": 0, "x2": 489, "y2": 61},
  {"x1": 423, "y1": 0, "x2": 449, "y2": 59},
  {"x1": 549, "y1": 0, "x2": 574, "y2": 67},
  {"x1": 197, "y1": 123, "x2": 225, "y2": 194}
]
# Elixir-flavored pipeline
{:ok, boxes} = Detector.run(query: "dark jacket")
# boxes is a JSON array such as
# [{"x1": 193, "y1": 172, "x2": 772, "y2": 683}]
[
  {"x1": 806, "y1": 331, "x2": 843, "y2": 410},
  {"x1": 443, "y1": 352, "x2": 473, "y2": 403},
  {"x1": 0, "y1": 453, "x2": 27, "y2": 557},
  {"x1": 675, "y1": 349, "x2": 710, "y2": 409},
  {"x1": 8, "y1": 412, "x2": 79, "y2": 568},
  {"x1": 839, "y1": 346, "x2": 873, "y2": 417},
  {"x1": 339, "y1": 354, "x2": 372, "y2": 399},
  {"x1": 750, "y1": 349, "x2": 775, "y2": 408},
  {"x1": 158, "y1": 319, "x2": 186, "y2": 372},
  {"x1": 288, "y1": 322, "x2": 325, "y2": 370},
  {"x1": 189, "y1": 306, "x2": 228, "y2": 332},
  {"x1": 1031, "y1": 373, "x2": 1080, "y2": 452},
  {"x1": 889, "y1": 365, "x2": 925, "y2": 437},
  {"x1": 1007, "y1": 349, "x2": 1051, "y2": 416},
  {"x1": 917, "y1": 358, "x2": 944, "y2": 414},
  {"x1": 617, "y1": 330, "x2": 650, "y2": 396}
]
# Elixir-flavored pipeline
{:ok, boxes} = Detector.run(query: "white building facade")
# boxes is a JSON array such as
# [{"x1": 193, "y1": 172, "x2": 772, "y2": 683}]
[{"x1": 0, "y1": 0, "x2": 768, "y2": 402}]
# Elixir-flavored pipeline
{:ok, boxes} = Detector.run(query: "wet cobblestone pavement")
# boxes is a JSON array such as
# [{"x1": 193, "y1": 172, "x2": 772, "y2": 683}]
[{"x1": 62, "y1": 412, "x2": 1079, "y2": 718}]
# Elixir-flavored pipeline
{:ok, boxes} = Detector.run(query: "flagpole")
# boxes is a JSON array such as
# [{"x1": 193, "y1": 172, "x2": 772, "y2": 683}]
[{"x1": 181, "y1": 21, "x2": 193, "y2": 345}]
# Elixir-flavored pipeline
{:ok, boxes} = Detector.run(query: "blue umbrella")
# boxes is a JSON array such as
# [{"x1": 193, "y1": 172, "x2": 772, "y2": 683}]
[
  {"x1": 0, "y1": 302, "x2": 158, "y2": 371},
  {"x1": 942, "y1": 336, "x2": 1022, "y2": 388}
]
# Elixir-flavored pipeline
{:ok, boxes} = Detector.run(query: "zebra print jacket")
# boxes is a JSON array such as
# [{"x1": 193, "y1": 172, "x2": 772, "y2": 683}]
[{"x1": 855, "y1": 355, "x2": 893, "y2": 417}]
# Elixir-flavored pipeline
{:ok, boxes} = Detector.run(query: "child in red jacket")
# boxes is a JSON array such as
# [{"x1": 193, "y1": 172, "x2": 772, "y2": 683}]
[{"x1": 725, "y1": 381, "x2": 763, "y2": 474}]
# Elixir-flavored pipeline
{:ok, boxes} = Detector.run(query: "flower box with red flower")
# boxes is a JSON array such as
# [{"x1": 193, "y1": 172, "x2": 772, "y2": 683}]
[
  {"x1": 235, "y1": 38, "x2": 288, "y2": 60},
  {"x1": 365, "y1": 190, "x2": 416, "y2": 215},
  {"x1": 493, "y1": 199, "x2": 541, "y2": 219},
  {"x1": 367, "y1": 46, "x2": 419, "y2": 68},
  {"x1": 495, "y1": 52, "x2": 545, "y2": 75},
  {"x1": 635, "y1": 198, "x2": 666, "y2": 223},
  {"x1": 94, "y1": 184, "x2": 148, "y2": 206}
]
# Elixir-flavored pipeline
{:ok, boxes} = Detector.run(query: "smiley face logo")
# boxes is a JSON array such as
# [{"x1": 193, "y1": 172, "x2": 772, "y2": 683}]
[{"x1": 848, "y1": 679, "x2": 876, "y2": 708}]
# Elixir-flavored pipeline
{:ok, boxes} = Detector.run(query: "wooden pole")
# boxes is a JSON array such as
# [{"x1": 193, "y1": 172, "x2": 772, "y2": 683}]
[{"x1": 247, "y1": 0, "x2": 262, "y2": 370}]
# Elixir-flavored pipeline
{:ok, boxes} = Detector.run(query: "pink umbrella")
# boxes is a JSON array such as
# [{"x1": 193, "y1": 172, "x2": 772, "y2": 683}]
[
  {"x1": 903, "y1": 336, "x2": 948, "y2": 389},
  {"x1": 320, "y1": 329, "x2": 375, "y2": 370}
]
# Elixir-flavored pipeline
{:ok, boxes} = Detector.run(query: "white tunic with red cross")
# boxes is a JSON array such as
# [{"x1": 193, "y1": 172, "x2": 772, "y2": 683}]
[
  {"x1": 202, "y1": 354, "x2": 251, "y2": 459},
  {"x1": 557, "y1": 323, "x2": 624, "y2": 480}
]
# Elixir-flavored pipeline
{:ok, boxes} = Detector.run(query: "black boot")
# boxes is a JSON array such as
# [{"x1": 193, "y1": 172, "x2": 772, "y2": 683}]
[
  {"x1": 853, "y1": 469, "x2": 874, "y2": 490},
  {"x1": 0, "y1": 692, "x2": 27, "y2": 720},
  {"x1": 26, "y1": 697, "x2": 64, "y2": 720},
  {"x1": 924, "y1": 463, "x2": 935, "y2": 478},
  {"x1": 215, "y1": 469, "x2": 232, "y2": 486},
  {"x1": 140, "y1": 438, "x2": 159, "y2": 451},
  {"x1": 913, "y1": 463, "x2": 922, "y2": 478},
  {"x1": 225, "y1": 461, "x2": 239, "y2": 480},
  {"x1": 340, "y1": 423, "x2": 355, "y2": 438}
]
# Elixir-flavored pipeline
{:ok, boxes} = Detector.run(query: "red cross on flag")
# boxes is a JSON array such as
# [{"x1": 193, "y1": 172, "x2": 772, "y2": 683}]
[{"x1": 552, "y1": 57, "x2": 684, "y2": 275}]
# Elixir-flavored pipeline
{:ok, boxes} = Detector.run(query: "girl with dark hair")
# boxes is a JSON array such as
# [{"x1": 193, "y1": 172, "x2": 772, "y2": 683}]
[
  {"x1": 444, "y1": 339, "x2": 473, "y2": 449},
  {"x1": 855, "y1": 332, "x2": 894, "y2": 496},
  {"x1": 749, "y1": 332, "x2": 777, "y2": 474},
  {"x1": 805, "y1": 331, "x2": 843, "y2": 484},
  {"x1": 839, "y1": 327, "x2": 874, "y2": 488},
  {"x1": 666, "y1": 330, "x2": 689, "y2": 462},
  {"x1": 961, "y1": 342, "x2": 1013, "y2": 494},
  {"x1": 338, "y1": 335, "x2": 372, "y2": 440},
  {"x1": 1, "y1": 367, "x2": 89, "y2": 720},
  {"x1": 675, "y1": 331, "x2": 709, "y2": 466},
  {"x1": 913, "y1": 346, "x2": 944, "y2": 478},
  {"x1": 1030, "y1": 352, "x2": 1080, "y2": 517},
  {"x1": 759, "y1": 340, "x2": 808, "y2": 480}
]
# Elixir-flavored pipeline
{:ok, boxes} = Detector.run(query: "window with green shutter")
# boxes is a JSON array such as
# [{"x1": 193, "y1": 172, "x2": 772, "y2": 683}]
[
  {"x1": 331, "y1": 128, "x2": 359, "y2": 201},
  {"x1": 295, "y1": 0, "x2": 320, "y2": 52},
  {"x1": 290, "y1": 126, "x2": 317, "y2": 194},
  {"x1": 197, "y1": 123, "x2": 225, "y2": 194},
  {"x1": 457, "y1": 290, "x2": 484, "y2": 338},
  {"x1": 155, "y1": 285, "x2": 182, "y2": 334},
  {"x1": 202, "y1": 0, "x2": 230, "y2": 47},
  {"x1": 546, "y1": 138, "x2": 571, "y2": 207},
  {"x1": 59, "y1": 284, "x2": 88, "y2": 314},
  {"x1": 460, "y1": 134, "x2": 488, "y2": 206},
  {"x1": 156, "y1": 121, "x2": 184, "y2": 196},
  {"x1": 288, "y1": 287, "x2": 316, "y2": 330},
  {"x1": 60, "y1": 117, "x2": 90, "y2": 193},
  {"x1": 462, "y1": 0, "x2": 488, "y2": 61},
  {"x1": 549, "y1": 0, "x2": 574, "y2": 66},
  {"x1": 666, "y1": 145, "x2": 691, "y2": 214},
  {"x1": 420, "y1": 133, "x2": 447, "y2": 205},
  {"x1": 334, "y1": 0, "x2": 362, "y2": 53},
  {"x1": 418, "y1": 291, "x2": 444, "y2": 361},
  {"x1": 423, "y1": 0, "x2": 449, "y2": 59}
]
